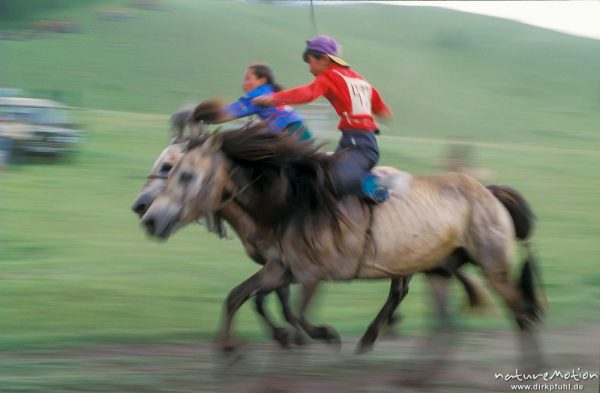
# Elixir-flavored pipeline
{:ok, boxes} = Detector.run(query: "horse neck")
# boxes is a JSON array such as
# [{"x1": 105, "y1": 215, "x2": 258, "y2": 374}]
[
  {"x1": 224, "y1": 162, "x2": 283, "y2": 227},
  {"x1": 217, "y1": 201, "x2": 258, "y2": 242},
  {"x1": 216, "y1": 167, "x2": 273, "y2": 239}
]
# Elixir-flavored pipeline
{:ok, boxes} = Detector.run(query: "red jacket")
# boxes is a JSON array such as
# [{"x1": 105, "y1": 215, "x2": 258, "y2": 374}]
[{"x1": 270, "y1": 63, "x2": 390, "y2": 132}]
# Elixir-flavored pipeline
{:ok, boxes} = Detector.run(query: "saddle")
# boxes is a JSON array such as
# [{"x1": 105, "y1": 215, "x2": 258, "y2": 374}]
[{"x1": 372, "y1": 166, "x2": 412, "y2": 200}]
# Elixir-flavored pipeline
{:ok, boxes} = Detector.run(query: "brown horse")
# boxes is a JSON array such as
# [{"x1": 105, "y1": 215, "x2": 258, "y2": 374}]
[
  {"x1": 142, "y1": 125, "x2": 543, "y2": 357},
  {"x1": 132, "y1": 117, "x2": 304, "y2": 346},
  {"x1": 132, "y1": 119, "x2": 490, "y2": 352},
  {"x1": 132, "y1": 130, "x2": 496, "y2": 352},
  {"x1": 141, "y1": 125, "x2": 543, "y2": 356}
]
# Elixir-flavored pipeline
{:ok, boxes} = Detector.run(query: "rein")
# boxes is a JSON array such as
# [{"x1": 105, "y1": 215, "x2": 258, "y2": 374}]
[
  {"x1": 354, "y1": 203, "x2": 376, "y2": 278},
  {"x1": 147, "y1": 173, "x2": 168, "y2": 180},
  {"x1": 215, "y1": 168, "x2": 263, "y2": 211},
  {"x1": 145, "y1": 150, "x2": 260, "y2": 212}
]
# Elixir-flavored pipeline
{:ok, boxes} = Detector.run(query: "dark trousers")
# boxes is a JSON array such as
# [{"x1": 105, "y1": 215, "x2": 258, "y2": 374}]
[{"x1": 329, "y1": 130, "x2": 380, "y2": 197}]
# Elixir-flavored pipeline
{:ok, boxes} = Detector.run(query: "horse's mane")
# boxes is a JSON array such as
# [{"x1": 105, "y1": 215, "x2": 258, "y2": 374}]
[
  {"x1": 188, "y1": 124, "x2": 349, "y2": 257},
  {"x1": 186, "y1": 131, "x2": 212, "y2": 150},
  {"x1": 202, "y1": 212, "x2": 229, "y2": 239}
]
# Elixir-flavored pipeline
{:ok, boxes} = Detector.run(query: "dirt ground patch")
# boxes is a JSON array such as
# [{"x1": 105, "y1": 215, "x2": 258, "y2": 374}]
[{"x1": 2, "y1": 326, "x2": 598, "y2": 393}]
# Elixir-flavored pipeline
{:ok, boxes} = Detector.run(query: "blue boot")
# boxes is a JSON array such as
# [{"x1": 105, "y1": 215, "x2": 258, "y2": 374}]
[{"x1": 361, "y1": 174, "x2": 390, "y2": 204}]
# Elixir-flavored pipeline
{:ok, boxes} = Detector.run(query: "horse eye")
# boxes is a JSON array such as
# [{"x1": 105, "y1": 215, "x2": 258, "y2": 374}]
[
  {"x1": 160, "y1": 163, "x2": 173, "y2": 173},
  {"x1": 179, "y1": 172, "x2": 194, "y2": 185}
]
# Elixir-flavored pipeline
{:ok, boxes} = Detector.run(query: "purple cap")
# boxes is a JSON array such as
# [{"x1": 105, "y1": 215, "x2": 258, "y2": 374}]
[{"x1": 305, "y1": 35, "x2": 349, "y2": 67}]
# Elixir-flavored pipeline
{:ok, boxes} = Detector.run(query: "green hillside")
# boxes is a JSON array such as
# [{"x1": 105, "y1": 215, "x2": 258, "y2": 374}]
[
  {"x1": 0, "y1": 0, "x2": 599, "y2": 352},
  {"x1": 2, "y1": 1, "x2": 600, "y2": 147},
  {"x1": 0, "y1": 1, "x2": 104, "y2": 25}
]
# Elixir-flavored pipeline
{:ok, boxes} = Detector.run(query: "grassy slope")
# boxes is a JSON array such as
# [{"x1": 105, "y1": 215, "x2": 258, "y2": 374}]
[
  {"x1": 3, "y1": 1, "x2": 600, "y2": 146},
  {"x1": 0, "y1": 1, "x2": 106, "y2": 27},
  {"x1": 0, "y1": 1, "x2": 599, "y2": 350}
]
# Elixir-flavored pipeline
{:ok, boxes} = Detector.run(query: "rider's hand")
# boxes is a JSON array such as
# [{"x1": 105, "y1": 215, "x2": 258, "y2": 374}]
[
  {"x1": 193, "y1": 99, "x2": 224, "y2": 123},
  {"x1": 252, "y1": 95, "x2": 274, "y2": 107}
]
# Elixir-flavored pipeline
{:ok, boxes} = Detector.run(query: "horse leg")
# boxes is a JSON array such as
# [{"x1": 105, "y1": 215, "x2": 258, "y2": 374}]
[
  {"x1": 275, "y1": 285, "x2": 306, "y2": 346},
  {"x1": 356, "y1": 276, "x2": 411, "y2": 354},
  {"x1": 355, "y1": 250, "x2": 486, "y2": 354},
  {"x1": 376, "y1": 248, "x2": 485, "y2": 332},
  {"x1": 217, "y1": 261, "x2": 291, "y2": 353},
  {"x1": 399, "y1": 272, "x2": 456, "y2": 386},
  {"x1": 477, "y1": 253, "x2": 527, "y2": 326},
  {"x1": 454, "y1": 270, "x2": 490, "y2": 312},
  {"x1": 297, "y1": 280, "x2": 341, "y2": 347},
  {"x1": 474, "y1": 246, "x2": 544, "y2": 367},
  {"x1": 425, "y1": 271, "x2": 454, "y2": 330},
  {"x1": 253, "y1": 291, "x2": 291, "y2": 348},
  {"x1": 384, "y1": 276, "x2": 411, "y2": 330},
  {"x1": 423, "y1": 248, "x2": 491, "y2": 314}
]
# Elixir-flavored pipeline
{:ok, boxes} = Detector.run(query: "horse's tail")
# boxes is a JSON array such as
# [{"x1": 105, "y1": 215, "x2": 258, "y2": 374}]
[
  {"x1": 487, "y1": 185, "x2": 547, "y2": 326},
  {"x1": 486, "y1": 184, "x2": 534, "y2": 240},
  {"x1": 517, "y1": 243, "x2": 547, "y2": 328},
  {"x1": 455, "y1": 270, "x2": 491, "y2": 313}
]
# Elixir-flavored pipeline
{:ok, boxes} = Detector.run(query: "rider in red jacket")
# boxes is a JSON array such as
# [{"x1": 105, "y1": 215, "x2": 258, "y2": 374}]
[{"x1": 254, "y1": 35, "x2": 392, "y2": 203}]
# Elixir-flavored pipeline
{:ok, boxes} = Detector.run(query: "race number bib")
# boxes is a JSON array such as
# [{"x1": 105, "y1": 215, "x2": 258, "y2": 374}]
[{"x1": 335, "y1": 71, "x2": 372, "y2": 115}]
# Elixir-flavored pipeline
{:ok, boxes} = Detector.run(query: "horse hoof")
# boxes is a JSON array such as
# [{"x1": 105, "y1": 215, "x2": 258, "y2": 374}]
[
  {"x1": 328, "y1": 337, "x2": 342, "y2": 352},
  {"x1": 214, "y1": 338, "x2": 243, "y2": 354},
  {"x1": 221, "y1": 343, "x2": 239, "y2": 353},
  {"x1": 355, "y1": 341, "x2": 374, "y2": 355},
  {"x1": 387, "y1": 313, "x2": 404, "y2": 327},
  {"x1": 320, "y1": 325, "x2": 342, "y2": 349},
  {"x1": 383, "y1": 315, "x2": 403, "y2": 338},
  {"x1": 272, "y1": 327, "x2": 291, "y2": 348},
  {"x1": 293, "y1": 330, "x2": 307, "y2": 346}
]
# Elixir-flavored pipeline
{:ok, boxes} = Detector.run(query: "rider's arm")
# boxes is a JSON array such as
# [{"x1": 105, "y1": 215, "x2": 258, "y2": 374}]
[
  {"x1": 371, "y1": 87, "x2": 392, "y2": 119},
  {"x1": 270, "y1": 77, "x2": 328, "y2": 106},
  {"x1": 223, "y1": 95, "x2": 258, "y2": 121}
]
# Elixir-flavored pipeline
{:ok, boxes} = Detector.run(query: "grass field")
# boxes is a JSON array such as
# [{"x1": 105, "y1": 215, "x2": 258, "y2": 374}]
[{"x1": 1, "y1": 0, "x2": 599, "y2": 357}]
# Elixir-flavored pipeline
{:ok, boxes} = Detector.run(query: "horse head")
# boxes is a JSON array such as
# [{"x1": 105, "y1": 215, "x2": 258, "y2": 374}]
[
  {"x1": 141, "y1": 132, "x2": 232, "y2": 239},
  {"x1": 131, "y1": 138, "x2": 187, "y2": 218},
  {"x1": 131, "y1": 105, "x2": 198, "y2": 218},
  {"x1": 141, "y1": 123, "x2": 333, "y2": 240}
]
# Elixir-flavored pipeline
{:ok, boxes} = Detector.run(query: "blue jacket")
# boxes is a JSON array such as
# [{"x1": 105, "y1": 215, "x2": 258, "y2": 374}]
[{"x1": 225, "y1": 84, "x2": 304, "y2": 133}]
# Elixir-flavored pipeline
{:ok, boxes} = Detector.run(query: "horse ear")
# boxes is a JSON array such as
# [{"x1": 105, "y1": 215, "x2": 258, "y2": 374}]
[
  {"x1": 188, "y1": 120, "x2": 207, "y2": 139},
  {"x1": 171, "y1": 132, "x2": 187, "y2": 144},
  {"x1": 170, "y1": 106, "x2": 194, "y2": 133},
  {"x1": 208, "y1": 133, "x2": 223, "y2": 152}
]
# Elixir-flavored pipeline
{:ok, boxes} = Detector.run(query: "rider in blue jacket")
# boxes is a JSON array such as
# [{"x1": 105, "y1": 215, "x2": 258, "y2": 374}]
[{"x1": 196, "y1": 64, "x2": 312, "y2": 141}]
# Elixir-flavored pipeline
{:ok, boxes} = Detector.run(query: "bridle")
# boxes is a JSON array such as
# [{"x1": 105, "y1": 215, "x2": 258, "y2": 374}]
[
  {"x1": 146, "y1": 173, "x2": 168, "y2": 180},
  {"x1": 145, "y1": 148, "x2": 261, "y2": 214},
  {"x1": 213, "y1": 165, "x2": 263, "y2": 212}
]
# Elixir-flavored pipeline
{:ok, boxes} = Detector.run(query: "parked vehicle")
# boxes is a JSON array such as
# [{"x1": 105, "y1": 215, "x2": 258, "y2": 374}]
[{"x1": 0, "y1": 97, "x2": 83, "y2": 158}]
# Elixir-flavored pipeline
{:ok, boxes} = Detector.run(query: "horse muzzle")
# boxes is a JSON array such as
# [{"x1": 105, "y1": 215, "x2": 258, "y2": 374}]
[
  {"x1": 132, "y1": 192, "x2": 156, "y2": 218},
  {"x1": 132, "y1": 181, "x2": 165, "y2": 218},
  {"x1": 141, "y1": 207, "x2": 180, "y2": 240}
]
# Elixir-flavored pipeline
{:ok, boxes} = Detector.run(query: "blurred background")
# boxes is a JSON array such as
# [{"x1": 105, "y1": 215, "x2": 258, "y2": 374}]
[{"x1": 1, "y1": 1, "x2": 599, "y2": 392}]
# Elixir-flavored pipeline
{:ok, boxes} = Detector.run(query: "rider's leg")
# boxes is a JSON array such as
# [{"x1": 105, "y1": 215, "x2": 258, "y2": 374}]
[{"x1": 329, "y1": 130, "x2": 388, "y2": 203}]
